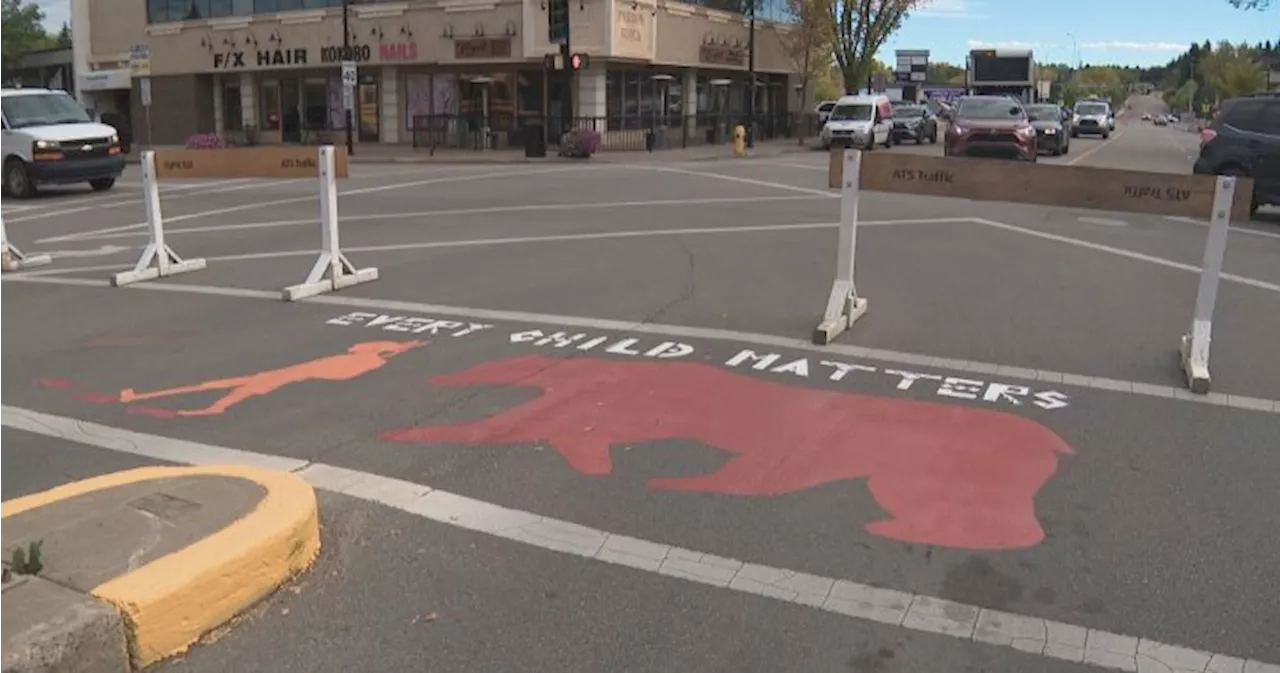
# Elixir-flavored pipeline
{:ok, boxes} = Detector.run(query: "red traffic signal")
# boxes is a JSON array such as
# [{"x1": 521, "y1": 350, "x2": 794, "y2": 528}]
[{"x1": 570, "y1": 53, "x2": 589, "y2": 70}]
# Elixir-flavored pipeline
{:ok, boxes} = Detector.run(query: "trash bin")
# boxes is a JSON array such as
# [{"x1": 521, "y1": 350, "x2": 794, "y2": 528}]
[{"x1": 524, "y1": 119, "x2": 546, "y2": 158}]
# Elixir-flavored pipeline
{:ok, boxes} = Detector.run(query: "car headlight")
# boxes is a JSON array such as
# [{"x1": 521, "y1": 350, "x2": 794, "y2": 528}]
[
  {"x1": 109, "y1": 133, "x2": 119, "y2": 145},
  {"x1": 34, "y1": 139, "x2": 56, "y2": 149},
  {"x1": 1072, "y1": 115, "x2": 1081, "y2": 124},
  {"x1": 1043, "y1": 127, "x2": 1056, "y2": 134}
]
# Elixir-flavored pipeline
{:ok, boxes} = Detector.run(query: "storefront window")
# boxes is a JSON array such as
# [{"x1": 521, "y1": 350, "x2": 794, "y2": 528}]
[
  {"x1": 302, "y1": 78, "x2": 328, "y2": 130},
  {"x1": 259, "y1": 81, "x2": 281, "y2": 130},
  {"x1": 223, "y1": 80, "x2": 243, "y2": 131}
]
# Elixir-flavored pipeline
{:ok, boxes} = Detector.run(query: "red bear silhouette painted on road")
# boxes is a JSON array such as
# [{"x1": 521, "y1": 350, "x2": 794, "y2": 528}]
[{"x1": 380, "y1": 355, "x2": 1073, "y2": 550}]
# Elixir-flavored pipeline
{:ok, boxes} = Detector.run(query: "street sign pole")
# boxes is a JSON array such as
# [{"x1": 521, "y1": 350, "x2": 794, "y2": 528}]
[
  {"x1": 341, "y1": 0, "x2": 355, "y2": 156},
  {"x1": 143, "y1": 79, "x2": 154, "y2": 150},
  {"x1": 129, "y1": 44, "x2": 153, "y2": 149}
]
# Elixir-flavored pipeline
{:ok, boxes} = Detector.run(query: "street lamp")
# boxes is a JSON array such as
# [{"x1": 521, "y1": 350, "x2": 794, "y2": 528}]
[{"x1": 1066, "y1": 32, "x2": 1079, "y2": 74}]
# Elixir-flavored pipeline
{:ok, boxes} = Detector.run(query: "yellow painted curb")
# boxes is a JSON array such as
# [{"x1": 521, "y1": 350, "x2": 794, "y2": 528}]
[{"x1": 1, "y1": 464, "x2": 320, "y2": 668}]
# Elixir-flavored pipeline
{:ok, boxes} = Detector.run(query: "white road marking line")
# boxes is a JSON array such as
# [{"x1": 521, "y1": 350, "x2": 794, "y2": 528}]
[
  {"x1": 967, "y1": 217, "x2": 1280, "y2": 295},
  {"x1": 35, "y1": 165, "x2": 613, "y2": 244},
  {"x1": 1064, "y1": 131, "x2": 1123, "y2": 166},
  {"x1": 2, "y1": 405, "x2": 1274, "y2": 673},
  {"x1": 13, "y1": 218, "x2": 959, "y2": 275},
  {"x1": 633, "y1": 164, "x2": 838, "y2": 198},
  {"x1": 1077, "y1": 217, "x2": 1128, "y2": 227},
  {"x1": 1164, "y1": 216, "x2": 1280, "y2": 242},
  {"x1": 6, "y1": 274, "x2": 1278, "y2": 414},
  {"x1": 70, "y1": 195, "x2": 826, "y2": 241},
  {"x1": 5, "y1": 179, "x2": 264, "y2": 224}
]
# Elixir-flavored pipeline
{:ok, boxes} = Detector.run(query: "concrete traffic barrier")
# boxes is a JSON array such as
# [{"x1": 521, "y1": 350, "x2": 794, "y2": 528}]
[
  {"x1": 282, "y1": 145, "x2": 379, "y2": 301},
  {"x1": 821, "y1": 150, "x2": 1253, "y2": 394},
  {"x1": 0, "y1": 212, "x2": 52, "y2": 272}
]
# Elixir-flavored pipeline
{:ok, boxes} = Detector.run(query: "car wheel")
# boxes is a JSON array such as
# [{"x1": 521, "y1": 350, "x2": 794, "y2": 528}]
[
  {"x1": 1102, "y1": 132, "x2": 1110, "y2": 140},
  {"x1": 89, "y1": 178, "x2": 116, "y2": 191},
  {"x1": 864, "y1": 136, "x2": 875, "y2": 151},
  {"x1": 4, "y1": 157, "x2": 36, "y2": 199}
]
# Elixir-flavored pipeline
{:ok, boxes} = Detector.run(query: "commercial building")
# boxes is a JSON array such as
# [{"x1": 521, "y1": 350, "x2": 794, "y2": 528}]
[{"x1": 71, "y1": 0, "x2": 800, "y2": 147}]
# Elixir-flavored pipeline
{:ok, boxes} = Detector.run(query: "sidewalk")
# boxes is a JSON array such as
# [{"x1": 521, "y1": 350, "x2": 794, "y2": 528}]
[
  {"x1": 124, "y1": 138, "x2": 818, "y2": 166},
  {"x1": 1, "y1": 464, "x2": 318, "y2": 672}
]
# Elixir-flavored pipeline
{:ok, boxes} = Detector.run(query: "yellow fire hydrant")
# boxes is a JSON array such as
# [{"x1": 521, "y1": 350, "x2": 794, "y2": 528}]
[{"x1": 732, "y1": 124, "x2": 747, "y2": 157}]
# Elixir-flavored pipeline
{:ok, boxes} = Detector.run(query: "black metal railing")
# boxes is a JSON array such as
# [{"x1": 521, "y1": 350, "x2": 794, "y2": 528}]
[{"x1": 410, "y1": 112, "x2": 822, "y2": 153}]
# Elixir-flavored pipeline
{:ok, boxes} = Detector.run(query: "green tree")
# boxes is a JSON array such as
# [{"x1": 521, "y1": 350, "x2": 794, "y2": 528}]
[
  {"x1": 1, "y1": 0, "x2": 53, "y2": 67},
  {"x1": 829, "y1": 0, "x2": 929, "y2": 93},
  {"x1": 55, "y1": 21, "x2": 71, "y2": 49},
  {"x1": 1199, "y1": 41, "x2": 1265, "y2": 100},
  {"x1": 926, "y1": 61, "x2": 964, "y2": 84},
  {"x1": 782, "y1": 0, "x2": 834, "y2": 111}
]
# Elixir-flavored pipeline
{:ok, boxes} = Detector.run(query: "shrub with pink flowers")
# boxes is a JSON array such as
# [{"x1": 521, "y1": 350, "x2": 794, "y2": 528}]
[
  {"x1": 185, "y1": 133, "x2": 224, "y2": 149},
  {"x1": 558, "y1": 128, "x2": 601, "y2": 158}
]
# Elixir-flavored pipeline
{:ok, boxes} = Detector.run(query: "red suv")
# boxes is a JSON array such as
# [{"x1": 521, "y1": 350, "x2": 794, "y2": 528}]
[{"x1": 944, "y1": 96, "x2": 1038, "y2": 162}]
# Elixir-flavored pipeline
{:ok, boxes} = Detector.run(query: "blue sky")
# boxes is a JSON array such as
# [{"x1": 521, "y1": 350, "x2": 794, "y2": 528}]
[
  {"x1": 884, "y1": 0, "x2": 1278, "y2": 67},
  {"x1": 34, "y1": 0, "x2": 1277, "y2": 68}
]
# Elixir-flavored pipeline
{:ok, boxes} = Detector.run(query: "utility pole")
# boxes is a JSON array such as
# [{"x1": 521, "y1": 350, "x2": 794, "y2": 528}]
[
  {"x1": 549, "y1": 0, "x2": 573, "y2": 130},
  {"x1": 341, "y1": 0, "x2": 354, "y2": 156},
  {"x1": 746, "y1": 0, "x2": 756, "y2": 148}
]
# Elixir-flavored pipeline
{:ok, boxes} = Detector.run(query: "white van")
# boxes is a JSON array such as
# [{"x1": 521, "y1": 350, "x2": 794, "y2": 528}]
[
  {"x1": 2, "y1": 87, "x2": 125, "y2": 198},
  {"x1": 819, "y1": 94, "x2": 895, "y2": 151}
]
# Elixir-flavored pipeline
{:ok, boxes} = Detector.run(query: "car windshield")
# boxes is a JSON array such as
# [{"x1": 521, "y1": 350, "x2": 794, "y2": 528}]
[
  {"x1": 817, "y1": 102, "x2": 836, "y2": 112},
  {"x1": 1025, "y1": 105, "x2": 1060, "y2": 119},
  {"x1": 1075, "y1": 103, "x2": 1109, "y2": 116},
  {"x1": 893, "y1": 106, "x2": 924, "y2": 118},
  {"x1": 829, "y1": 103, "x2": 873, "y2": 121},
  {"x1": 957, "y1": 99, "x2": 1024, "y2": 120},
  {"x1": 1, "y1": 92, "x2": 92, "y2": 128}
]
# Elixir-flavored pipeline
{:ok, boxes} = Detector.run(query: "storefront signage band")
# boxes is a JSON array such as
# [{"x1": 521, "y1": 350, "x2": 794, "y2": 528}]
[
  {"x1": 211, "y1": 44, "x2": 418, "y2": 70},
  {"x1": 698, "y1": 44, "x2": 746, "y2": 67}
]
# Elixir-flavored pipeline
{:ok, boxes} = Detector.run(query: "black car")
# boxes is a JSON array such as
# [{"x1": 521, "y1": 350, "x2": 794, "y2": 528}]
[
  {"x1": 1024, "y1": 103, "x2": 1070, "y2": 156},
  {"x1": 1192, "y1": 92, "x2": 1280, "y2": 218},
  {"x1": 890, "y1": 105, "x2": 939, "y2": 144}
]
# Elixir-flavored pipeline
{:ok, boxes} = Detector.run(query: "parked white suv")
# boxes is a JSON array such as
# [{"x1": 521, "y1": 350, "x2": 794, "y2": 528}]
[{"x1": 2, "y1": 88, "x2": 125, "y2": 198}]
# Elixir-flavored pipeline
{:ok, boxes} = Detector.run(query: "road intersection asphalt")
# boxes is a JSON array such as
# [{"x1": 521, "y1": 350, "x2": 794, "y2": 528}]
[{"x1": 3, "y1": 98, "x2": 1278, "y2": 672}]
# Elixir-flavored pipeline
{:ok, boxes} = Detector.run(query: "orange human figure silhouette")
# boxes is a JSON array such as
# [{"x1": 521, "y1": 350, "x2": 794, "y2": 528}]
[{"x1": 118, "y1": 340, "x2": 425, "y2": 417}]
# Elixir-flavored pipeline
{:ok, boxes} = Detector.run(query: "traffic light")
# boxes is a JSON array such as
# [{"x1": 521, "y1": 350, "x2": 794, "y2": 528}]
[
  {"x1": 569, "y1": 53, "x2": 589, "y2": 71},
  {"x1": 548, "y1": 0, "x2": 569, "y2": 44}
]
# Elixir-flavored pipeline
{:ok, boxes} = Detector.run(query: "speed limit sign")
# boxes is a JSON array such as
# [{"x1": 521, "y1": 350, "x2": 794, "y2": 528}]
[{"x1": 341, "y1": 61, "x2": 357, "y2": 88}]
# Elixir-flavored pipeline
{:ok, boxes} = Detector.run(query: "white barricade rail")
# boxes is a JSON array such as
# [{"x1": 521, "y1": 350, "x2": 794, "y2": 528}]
[
  {"x1": 822, "y1": 149, "x2": 1253, "y2": 394},
  {"x1": 282, "y1": 146, "x2": 378, "y2": 301},
  {"x1": 0, "y1": 212, "x2": 52, "y2": 272},
  {"x1": 813, "y1": 150, "x2": 868, "y2": 344},
  {"x1": 112, "y1": 150, "x2": 208, "y2": 286},
  {"x1": 1180, "y1": 176, "x2": 1236, "y2": 393},
  {"x1": 107, "y1": 144, "x2": 375, "y2": 300}
]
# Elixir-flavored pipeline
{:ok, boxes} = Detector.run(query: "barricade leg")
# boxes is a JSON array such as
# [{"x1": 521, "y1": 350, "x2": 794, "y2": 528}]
[
  {"x1": 0, "y1": 212, "x2": 52, "y2": 272},
  {"x1": 1179, "y1": 175, "x2": 1236, "y2": 393},
  {"x1": 813, "y1": 149, "x2": 869, "y2": 345},
  {"x1": 282, "y1": 146, "x2": 378, "y2": 301},
  {"x1": 111, "y1": 150, "x2": 207, "y2": 286}
]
